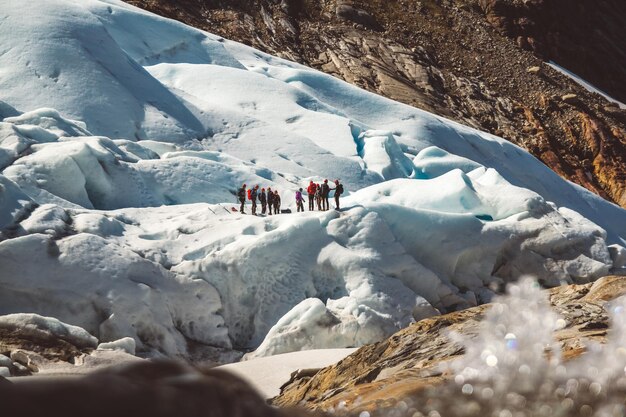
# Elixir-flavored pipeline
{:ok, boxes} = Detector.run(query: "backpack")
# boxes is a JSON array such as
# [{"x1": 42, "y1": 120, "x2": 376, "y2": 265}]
[
  {"x1": 296, "y1": 191, "x2": 303, "y2": 201},
  {"x1": 247, "y1": 189, "x2": 252, "y2": 200},
  {"x1": 336, "y1": 184, "x2": 344, "y2": 195},
  {"x1": 238, "y1": 187, "x2": 246, "y2": 199}
]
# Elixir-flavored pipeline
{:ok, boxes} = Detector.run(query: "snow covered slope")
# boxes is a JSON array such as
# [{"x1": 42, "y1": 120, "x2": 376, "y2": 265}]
[{"x1": 0, "y1": 0, "x2": 625, "y2": 360}]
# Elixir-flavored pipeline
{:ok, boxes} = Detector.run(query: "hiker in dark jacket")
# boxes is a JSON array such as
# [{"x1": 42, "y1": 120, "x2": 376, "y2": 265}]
[
  {"x1": 259, "y1": 188, "x2": 267, "y2": 215},
  {"x1": 267, "y1": 188, "x2": 274, "y2": 215},
  {"x1": 251, "y1": 185, "x2": 259, "y2": 215},
  {"x1": 321, "y1": 179, "x2": 330, "y2": 211},
  {"x1": 306, "y1": 181, "x2": 316, "y2": 211},
  {"x1": 237, "y1": 184, "x2": 247, "y2": 214},
  {"x1": 333, "y1": 179, "x2": 344, "y2": 210},
  {"x1": 296, "y1": 188, "x2": 306, "y2": 212},
  {"x1": 273, "y1": 191, "x2": 281, "y2": 214}
]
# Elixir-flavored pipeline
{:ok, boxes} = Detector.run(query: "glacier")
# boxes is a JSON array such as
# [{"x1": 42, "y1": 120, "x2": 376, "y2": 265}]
[{"x1": 0, "y1": 0, "x2": 625, "y2": 361}]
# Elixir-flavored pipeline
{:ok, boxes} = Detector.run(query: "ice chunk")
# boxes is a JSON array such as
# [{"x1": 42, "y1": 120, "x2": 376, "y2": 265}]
[
  {"x1": 357, "y1": 130, "x2": 415, "y2": 180},
  {"x1": 413, "y1": 146, "x2": 482, "y2": 179},
  {"x1": 97, "y1": 337, "x2": 136, "y2": 356}
]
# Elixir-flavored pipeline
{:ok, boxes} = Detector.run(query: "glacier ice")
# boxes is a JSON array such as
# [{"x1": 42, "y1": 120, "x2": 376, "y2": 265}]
[{"x1": 0, "y1": 0, "x2": 624, "y2": 360}]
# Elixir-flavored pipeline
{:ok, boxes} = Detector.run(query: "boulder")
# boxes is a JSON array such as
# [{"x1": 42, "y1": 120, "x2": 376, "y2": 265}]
[
  {"x1": 97, "y1": 337, "x2": 136, "y2": 356},
  {"x1": 336, "y1": 4, "x2": 382, "y2": 30},
  {"x1": 526, "y1": 66, "x2": 541, "y2": 74},
  {"x1": 562, "y1": 93, "x2": 579, "y2": 103},
  {"x1": 0, "y1": 314, "x2": 97, "y2": 367},
  {"x1": 0, "y1": 360, "x2": 319, "y2": 417}
]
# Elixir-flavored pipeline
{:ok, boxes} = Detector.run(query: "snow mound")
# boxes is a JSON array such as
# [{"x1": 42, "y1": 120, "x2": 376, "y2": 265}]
[
  {"x1": 0, "y1": 233, "x2": 230, "y2": 357},
  {"x1": 0, "y1": 175, "x2": 35, "y2": 231}
]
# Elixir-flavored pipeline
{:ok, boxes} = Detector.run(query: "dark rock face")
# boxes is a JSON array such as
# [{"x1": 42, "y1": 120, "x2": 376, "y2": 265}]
[
  {"x1": 126, "y1": 0, "x2": 626, "y2": 209},
  {"x1": 478, "y1": 0, "x2": 626, "y2": 105},
  {"x1": 273, "y1": 276, "x2": 626, "y2": 414}
]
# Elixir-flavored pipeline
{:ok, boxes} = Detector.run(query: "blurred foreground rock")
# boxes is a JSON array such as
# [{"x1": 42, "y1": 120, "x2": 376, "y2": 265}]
[
  {"x1": 273, "y1": 276, "x2": 626, "y2": 414},
  {"x1": 0, "y1": 360, "x2": 318, "y2": 417}
]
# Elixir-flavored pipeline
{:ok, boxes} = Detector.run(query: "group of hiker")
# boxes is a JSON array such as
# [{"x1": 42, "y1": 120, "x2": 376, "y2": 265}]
[
  {"x1": 296, "y1": 179, "x2": 344, "y2": 212},
  {"x1": 237, "y1": 179, "x2": 344, "y2": 215},
  {"x1": 237, "y1": 185, "x2": 282, "y2": 215}
]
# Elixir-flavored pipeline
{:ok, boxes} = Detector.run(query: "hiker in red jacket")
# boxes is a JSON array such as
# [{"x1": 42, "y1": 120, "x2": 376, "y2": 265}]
[{"x1": 306, "y1": 181, "x2": 316, "y2": 211}]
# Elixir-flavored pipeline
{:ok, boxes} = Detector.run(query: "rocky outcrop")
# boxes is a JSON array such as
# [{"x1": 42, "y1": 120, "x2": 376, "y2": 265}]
[
  {"x1": 273, "y1": 276, "x2": 626, "y2": 414},
  {"x1": 0, "y1": 314, "x2": 98, "y2": 375},
  {"x1": 126, "y1": 0, "x2": 626, "y2": 209}
]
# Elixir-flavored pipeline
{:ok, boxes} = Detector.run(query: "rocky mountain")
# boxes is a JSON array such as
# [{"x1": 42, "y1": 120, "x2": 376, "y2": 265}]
[{"x1": 126, "y1": 0, "x2": 626, "y2": 208}]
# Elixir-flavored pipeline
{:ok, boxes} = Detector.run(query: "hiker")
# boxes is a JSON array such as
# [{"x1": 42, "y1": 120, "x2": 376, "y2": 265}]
[
  {"x1": 306, "y1": 181, "x2": 316, "y2": 211},
  {"x1": 251, "y1": 185, "x2": 259, "y2": 215},
  {"x1": 267, "y1": 187, "x2": 274, "y2": 215},
  {"x1": 237, "y1": 184, "x2": 247, "y2": 214},
  {"x1": 321, "y1": 179, "x2": 330, "y2": 211},
  {"x1": 296, "y1": 188, "x2": 306, "y2": 212},
  {"x1": 273, "y1": 191, "x2": 281, "y2": 214},
  {"x1": 260, "y1": 188, "x2": 267, "y2": 215},
  {"x1": 333, "y1": 179, "x2": 344, "y2": 210},
  {"x1": 315, "y1": 183, "x2": 322, "y2": 211}
]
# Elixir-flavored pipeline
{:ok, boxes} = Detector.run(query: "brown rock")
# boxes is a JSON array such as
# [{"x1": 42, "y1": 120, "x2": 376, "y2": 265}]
[
  {"x1": 9, "y1": 350, "x2": 45, "y2": 373},
  {"x1": 562, "y1": 93, "x2": 578, "y2": 103},
  {"x1": 0, "y1": 317, "x2": 96, "y2": 367},
  {"x1": 527, "y1": 66, "x2": 541, "y2": 74}
]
